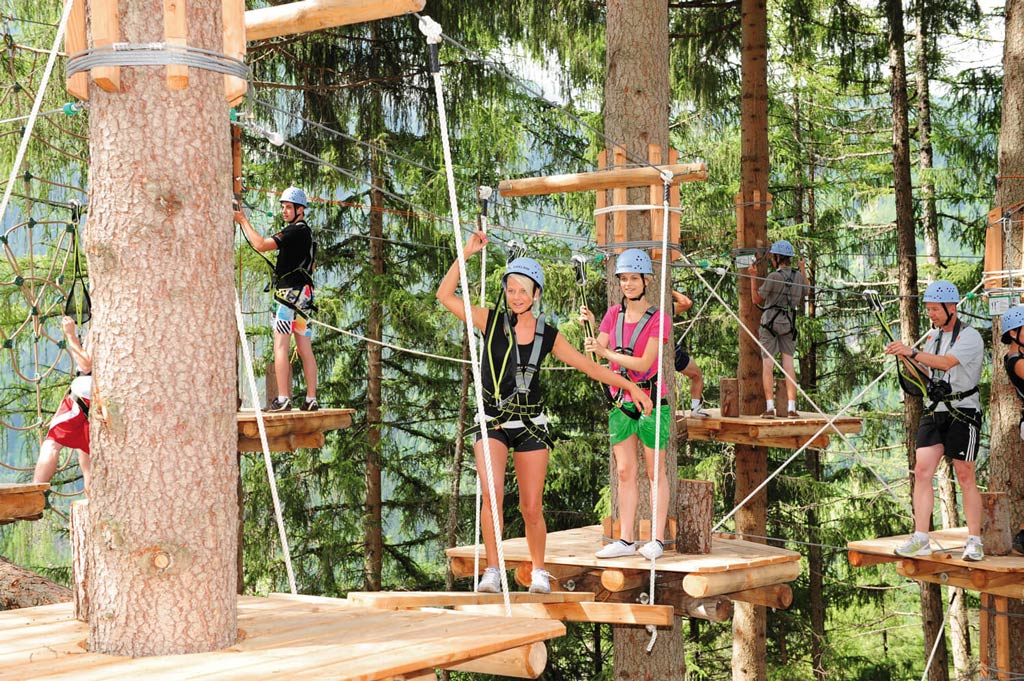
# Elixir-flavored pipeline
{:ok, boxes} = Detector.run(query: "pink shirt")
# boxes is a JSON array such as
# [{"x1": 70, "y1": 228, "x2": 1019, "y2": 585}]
[{"x1": 599, "y1": 305, "x2": 671, "y2": 400}]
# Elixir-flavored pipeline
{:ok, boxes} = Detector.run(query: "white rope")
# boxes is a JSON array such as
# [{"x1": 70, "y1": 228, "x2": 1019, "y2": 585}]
[
  {"x1": 309, "y1": 317, "x2": 469, "y2": 364},
  {"x1": 0, "y1": 0, "x2": 74, "y2": 230},
  {"x1": 420, "y1": 15, "x2": 511, "y2": 616},
  {"x1": 594, "y1": 204, "x2": 683, "y2": 216},
  {"x1": 234, "y1": 290, "x2": 297, "y2": 594},
  {"x1": 473, "y1": 185, "x2": 492, "y2": 592},
  {"x1": 920, "y1": 589, "x2": 956, "y2": 681},
  {"x1": 644, "y1": 172, "x2": 675, "y2": 653},
  {"x1": 706, "y1": 271, "x2": 989, "y2": 536}
]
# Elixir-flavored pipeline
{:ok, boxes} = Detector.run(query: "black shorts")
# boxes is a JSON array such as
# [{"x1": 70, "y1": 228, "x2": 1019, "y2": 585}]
[
  {"x1": 674, "y1": 346, "x2": 691, "y2": 372},
  {"x1": 916, "y1": 410, "x2": 981, "y2": 462},
  {"x1": 473, "y1": 416, "x2": 552, "y2": 453}
]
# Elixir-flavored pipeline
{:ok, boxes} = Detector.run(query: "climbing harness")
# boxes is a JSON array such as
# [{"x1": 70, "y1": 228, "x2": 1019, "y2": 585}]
[
  {"x1": 608, "y1": 305, "x2": 660, "y2": 419},
  {"x1": 758, "y1": 265, "x2": 801, "y2": 342}
]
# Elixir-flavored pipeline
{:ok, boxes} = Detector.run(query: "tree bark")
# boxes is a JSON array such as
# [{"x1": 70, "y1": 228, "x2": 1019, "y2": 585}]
[
  {"x1": 0, "y1": 556, "x2": 72, "y2": 610},
  {"x1": 733, "y1": 0, "x2": 770, "y2": 678},
  {"x1": 990, "y1": 0, "x2": 1024, "y2": 669},
  {"x1": 604, "y1": 1, "x2": 683, "y2": 677},
  {"x1": 364, "y1": 117, "x2": 385, "y2": 593},
  {"x1": 936, "y1": 460, "x2": 971, "y2": 678},
  {"x1": 887, "y1": 0, "x2": 948, "y2": 677},
  {"x1": 85, "y1": 1, "x2": 237, "y2": 656},
  {"x1": 915, "y1": 12, "x2": 942, "y2": 270}
]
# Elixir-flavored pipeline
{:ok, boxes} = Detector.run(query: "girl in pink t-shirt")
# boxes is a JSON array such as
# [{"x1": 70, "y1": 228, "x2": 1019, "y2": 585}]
[{"x1": 580, "y1": 249, "x2": 672, "y2": 561}]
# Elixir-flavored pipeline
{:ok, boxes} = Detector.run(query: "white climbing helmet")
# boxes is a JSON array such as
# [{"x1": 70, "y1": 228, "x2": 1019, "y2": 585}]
[
  {"x1": 615, "y1": 249, "x2": 653, "y2": 276},
  {"x1": 504, "y1": 257, "x2": 545, "y2": 292},
  {"x1": 280, "y1": 186, "x2": 308, "y2": 208},
  {"x1": 769, "y1": 240, "x2": 795, "y2": 257},
  {"x1": 922, "y1": 280, "x2": 959, "y2": 304}
]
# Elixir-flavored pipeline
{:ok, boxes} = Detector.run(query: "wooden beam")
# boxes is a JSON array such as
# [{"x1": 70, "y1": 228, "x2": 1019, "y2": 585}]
[
  {"x1": 222, "y1": 0, "x2": 247, "y2": 104},
  {"x1": 443, "y1": 642, "x2": 546, "y2": 678},
  {"x1": 985, "y1": 207, "x2": 1005, "y2": 290},
  {"x1": 725, "y1": 584, "x2": 793, "y2": 609},
  {"x1": 163, "y1": 0, "x2": 188, "y2": 89},
  {"x1": 981, "y1": 592, "x2": 991, "y2": 675},
  {"x1": 671, "y1": 593, "x2": 733, "y2": 622},
  {"x1": 64, "y1": 0, "x2": 88, "y2": 100},
  {"x1": 0, "y1": 483, "x2": 48, "y2": 522},
  {"x1": 682, "y1": 561, "x2": 801, "y2": 598},
  {"x1": 245, "y1": 0, "x2": 426, "y2": 42},
  {"x1": 90, "y1": 0, "x2": 120, "y2": 92},
  {"x1": 848, "y1": 550, "x2": 900, "y2": 568},
  {"x1": 595, "y1": 150, "x2": 607, "y2": 245},
  {"x1": 896, "y1": 565, "x2": 1024, "y2": 599},
  {"x1": 611, "y1": 148, "x2": 628, "y2": 244},
  {"x1": 455, "y1": 601, "x2": 674, "y2": 627},
  {"x1": 237, "y1": 432, "x2": 325, "y2": 452},
  {"x1": 970, "y1": 569, "x2": 1024, "y2": 591},
  {"x1": 900, "y1": 558, "x2": 957, "y2": 577},
  {"x1": 346, "y1": 590, "x2": 597, "y2": 609},
  {"x1": 499, "y1": 162, "x2": 708, "y2": 198},
  {"x1": 995, "y1": 596, "x2": 1010, "y2": 680},
  {"x1": 600, "y1": 569, "x2": 647, "y2": 593}
]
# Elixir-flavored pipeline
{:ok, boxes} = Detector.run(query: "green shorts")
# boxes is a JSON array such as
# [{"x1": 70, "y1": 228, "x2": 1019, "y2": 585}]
[{"x1": 608, "y1": 402, "x2": 671, "y2": 450}]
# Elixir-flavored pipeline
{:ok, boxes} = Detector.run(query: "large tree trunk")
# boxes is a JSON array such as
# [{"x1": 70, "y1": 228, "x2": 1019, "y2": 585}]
[
  {"x1": 0, "y1": 556, "x2": 72, "y2": 609},
  {"x1": 990, "y1": 0, "x2": 1024, "y2": 669},
  {"x1": 364, "y1": 141, "x2": 385, "y2": 592},
  {"x1": 733, "y1": 0, "x2": 770, "y2": 678},
  {"x1": 85, "y1": 0, "x2": 237, "y2": 656},
  {"x1": 604, "y1": 1, "x2": 683, "y2": 677},
  {"x1": 887, "y1": 1, "x2": 948, "y2": 678},
  {"x1": 915, "y1": 13, "x2": 942, "y2": 270}
]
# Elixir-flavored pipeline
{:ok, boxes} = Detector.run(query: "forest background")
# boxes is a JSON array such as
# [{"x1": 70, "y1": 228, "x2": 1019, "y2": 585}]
[{"x1": 0, "y1": 0, "x2": 1013, "y2": 679}]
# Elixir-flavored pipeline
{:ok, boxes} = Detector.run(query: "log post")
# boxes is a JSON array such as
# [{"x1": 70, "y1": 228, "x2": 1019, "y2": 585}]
[
  {"x1": 0, "y1": 556, "x2": 72, "y2": 609},
  {"x1": 982, "y1": 492, "x2": 1013, "y2": 556},
  {"x1": 720, "y1": 378, "x2": 739, "y2": 417},
  {"x1": 773, "y1": 378, "x2": 788, "y2": 416},
  {"x1": 265, "y1": 361, "x2": 278, "y2": 410},
  {"x1": 71, "y1": 498, "x2": 90, "y2": 621},
  {"x1": 65, "y1": 0, "x2": 88, "y2": 100},
  {"x1": 676, "y1": 479, "x2": 714, "y2": 554}
]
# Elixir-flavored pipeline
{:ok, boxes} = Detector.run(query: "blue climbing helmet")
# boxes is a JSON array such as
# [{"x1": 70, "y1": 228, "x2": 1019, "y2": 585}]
[
  {"x1": 922, "y1": 280, "x2": 959, "y2": 304},
  {"x1": 615, "y1": 249, "x2": 653, "y2": 276},
  {"x1": 503, "y1": 257, "x2": 544, "y2": 292},
  {"x1": 280, "y1": 186, "x2": 308, "y2": 208},
  {"x1": 1001, "y1": 305, "x2": 1024, "y2": 344},
  {"x1": 769, "y1": 239, "x2": 795, "y2": 257}
]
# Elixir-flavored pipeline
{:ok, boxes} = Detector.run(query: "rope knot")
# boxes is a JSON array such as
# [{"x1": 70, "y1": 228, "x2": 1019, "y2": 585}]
[{"x1": 417, "y1": 15, "x2": 443, "y2": 44}]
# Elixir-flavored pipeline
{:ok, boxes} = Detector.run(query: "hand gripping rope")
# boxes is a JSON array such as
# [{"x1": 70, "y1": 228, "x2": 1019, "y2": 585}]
[{"x1": 420, "y1": 15, "x2": 512, "y2": 616}]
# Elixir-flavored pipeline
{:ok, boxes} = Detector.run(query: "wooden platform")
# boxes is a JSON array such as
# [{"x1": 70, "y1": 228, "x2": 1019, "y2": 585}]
[
  {"x1": 236, "y1": 408, "x2": 355, "y2": 452},
  {"x1": 681, "y1": 408, "x2": 862, "y2": 449},
  {"x1": 0, "y1": 482, "x2": 48, "y2": 524},
  {"x1": 0, "y1": 593, "x2": 565, "y2": 680},
  {"x1": 848, "y1": 528, "x2": 1024, "y2": 599},
  {"x1": 448, "y1": 525, "x2": 801, "y2": 604}
]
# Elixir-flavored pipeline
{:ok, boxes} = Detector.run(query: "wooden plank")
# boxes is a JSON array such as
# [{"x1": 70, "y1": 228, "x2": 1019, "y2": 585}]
[
  {"x1": 163, "y1": 0, "x2": 188, "y2": 89},
  {"x1": 237, "y1": 432, "x2": 325, "y2": 452},
  {"x1": 90, "y1": 0, "x2": 120, "y2": 92},
  {"x1": 346, "y1": 591, "x2": 596, "y2": 609},
  {"x1": 995, "y1": 596, "x2": 1010, "y2": 680},
  {"x1": 668, "y1": 148, "x2": 680, "y2": 262},
  {"x1": 649, "y1": 144, "x2": 664, "y2": 261},
  {"x1": 499, "y1": 161, "x2": 708, "y2": 198},
  {"x1": 985, "y1": 206, "x2": 1004, "y2": 290},
  {"x1": 682, "y1": 560, "x2": 802, "y2": 598},
  {"x1": 245, "y1": 0, "x2": 426, "y2": 42},
  {"x1": 981, "y1": 592, "x2": 991, "y2": 674},
  {"x1": 236, "y1": 408, "x2": 354, "y2": 438},
  {"x1": 595, "y1": 150, "x2": 607, "y2": 245},
  {"x1": 222, "y1": 0, "x2": 247, "y2": 104},
  {"x1": 725, "y1": 584, "x2": 793, "y2": 609},
  {"x1": 455, "y1": 601, "x2": 674, "y2": 627},
  {"x1": 895, "y1": 565, "x2": 1024, "y2": 599},
  {"x1": 850, "y1": 529, "x2": 1024, "y2": 574},
  {"x1": 848, "y1": 550, "x2": 900, "y2": 568},
  {"x1": 0, "y1": 487, "x2": 46, "y2": 521},
  {"x1": 443, "y1": 641, "x2": 546, "y2": 678},
  {"x1": 64, "y1": 0, "x2": 89, "y2": 100},
  {"x1": 611, "y1": 148, "x2": 628, "y2": 245}
]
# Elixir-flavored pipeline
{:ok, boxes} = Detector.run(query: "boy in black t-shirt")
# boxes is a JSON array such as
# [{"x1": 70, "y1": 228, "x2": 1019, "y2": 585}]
[{"x1": 234, "y1": 186, "x2": 318, "y2": 412}]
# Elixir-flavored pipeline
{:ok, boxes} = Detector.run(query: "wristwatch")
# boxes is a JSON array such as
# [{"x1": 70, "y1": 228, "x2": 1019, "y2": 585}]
[{"x1": 910, "y1": 348, "x2": 919, "y2": 359}]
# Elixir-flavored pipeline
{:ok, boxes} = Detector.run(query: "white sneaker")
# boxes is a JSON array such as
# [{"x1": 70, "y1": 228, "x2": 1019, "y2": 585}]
[
  {"x1": 595, "y1": 540, "x2": 637, "y2": 559},
  {"x1": 528, "y1": 569, "x2": 553, "y2": 594},
  {"x1": 691, "y1": 407, "x2": 710, "y2": 417},
  {"x1": 962, "y1": 536, "x2": 984, "y2": 562},
  {"x1": 894, "y1": 533, "x2": 932, "y2": 558},
  {"x1": 638, "y1": 540, "x2": 664, "y2": 560},
  {"x1": 476, "y1": 567, "x2": 501, "y2": 593}
]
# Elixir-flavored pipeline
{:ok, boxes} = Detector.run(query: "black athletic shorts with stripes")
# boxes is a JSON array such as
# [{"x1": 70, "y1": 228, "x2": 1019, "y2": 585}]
[{"x1": 916, "y1": 409, "x2": 981, "y2": 462}]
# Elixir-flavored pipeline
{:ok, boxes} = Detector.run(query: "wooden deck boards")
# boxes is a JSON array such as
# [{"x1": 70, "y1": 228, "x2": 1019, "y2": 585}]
[
  {"x1": 849, "y1": 528, "x2": 1024, "y2": 573},
  {"x1": 236, "y1": 408, "x2": 355, "y2": 453},
  {"x1": 447, "y1": 524, "x2": 800, "y2": 575},
  {"x1": 1, "y1": 594, "x2": 565, "y2": 680},
  {"x1": 0, "y1": 482, "x2": 48, "y2": 524},
  {"x1": 680, "y1": 408, "x2": 862, "y2": 450}
]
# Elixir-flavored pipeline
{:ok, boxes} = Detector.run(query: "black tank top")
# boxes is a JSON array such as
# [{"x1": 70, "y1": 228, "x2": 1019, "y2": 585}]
[{"x1": 1004, "y1": 354, "x2": 1024, "y2": 403}]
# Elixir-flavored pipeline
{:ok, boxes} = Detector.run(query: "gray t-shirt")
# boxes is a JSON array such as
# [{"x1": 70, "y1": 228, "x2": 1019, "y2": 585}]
[
  {"x1": 758, "y1": 268, "x2": 807, "y2": 334},
  {"x1": 927, "y1": 322, "x2": 983, "y2": 411}
]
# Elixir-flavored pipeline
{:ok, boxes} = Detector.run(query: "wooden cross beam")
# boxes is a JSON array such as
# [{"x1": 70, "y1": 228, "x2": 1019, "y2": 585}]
[
  {"x1": 498, "y1": 161, "x2": 707, "y2": 198},
  {"x1": 245, "y1": 0, "x2": 427, "y2": 41}
]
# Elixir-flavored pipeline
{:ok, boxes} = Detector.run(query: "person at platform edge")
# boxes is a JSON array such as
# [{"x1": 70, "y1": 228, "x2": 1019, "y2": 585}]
[
  {"x1": 996, "y1": 304, "x2": 1024, "y2": 556},
  {"x1": 886, "y1": 280, "x2": 984, "y2": 562},
  {"x1": 234, "y1": 186, "x2": 318, "y2": 412},
  {"x1": 746, "y1": 239, "x2": 807, "y2": 418},
  {"x1": 437, "y1": 230, "x2": 653, "y2": 595},
  {"x1": 34, "y1": 316, "x2": 92, "y2": 491}
]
